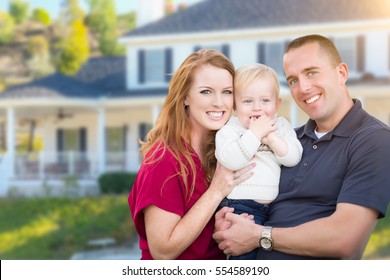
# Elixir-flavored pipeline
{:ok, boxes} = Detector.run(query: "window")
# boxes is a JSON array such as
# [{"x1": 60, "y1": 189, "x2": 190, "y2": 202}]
[
  {"x1": 138, "y1": 123, "x2": 152, "y2": 162},
  {"x1": 57, "y1": 128, "x2": 86, "y2": 162},
  {"x1": 145, "y1": 49, "x2": 165, "y2": 83},
  {"x1": 265, "y1": 42, "x2": 284, "y2": 77},
  {"x1": 106, "y1": 127, "x2": 125, "y2": 152},
  {"x1": 139, "y1": 123, "x2": 152, "y2": 143},
  {"x1": 194, "y1": 44, "x2": 230, "y2": 58},
  {"x1": 63, "y1": 129, "x2": 80, "y2": 152},
  {"x1": 334, "y1": 37, "x2": 358, "y2": 72},
  {"x1": 138, "y1": 48, "x2": 172, "y2": 84}
]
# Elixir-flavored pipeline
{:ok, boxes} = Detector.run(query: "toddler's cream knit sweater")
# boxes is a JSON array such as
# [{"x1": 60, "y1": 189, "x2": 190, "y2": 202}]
[{"x1": 216, "y1": 116, "x2": 303, "y2": 203}]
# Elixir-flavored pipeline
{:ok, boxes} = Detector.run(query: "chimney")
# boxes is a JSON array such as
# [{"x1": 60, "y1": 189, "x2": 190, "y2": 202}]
[{"x1": 136, "y1": 0, "x2": 165, "y2": 27}]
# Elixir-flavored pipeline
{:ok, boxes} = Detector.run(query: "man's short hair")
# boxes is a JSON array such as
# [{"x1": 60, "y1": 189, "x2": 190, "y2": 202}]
[{"x1": 285, "y1": 34, "x2": 342, "y2": 67}]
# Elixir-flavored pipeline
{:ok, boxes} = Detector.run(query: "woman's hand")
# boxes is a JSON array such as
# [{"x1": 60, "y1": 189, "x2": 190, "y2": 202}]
[{"x1": 209, "y1": 162, "x2": 255, "y2": 200}]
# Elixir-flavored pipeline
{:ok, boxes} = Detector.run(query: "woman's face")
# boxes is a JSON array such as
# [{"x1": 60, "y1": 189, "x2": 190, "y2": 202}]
[{"x1": 185, "y1": 64, "x2": 234, "y2": 137}]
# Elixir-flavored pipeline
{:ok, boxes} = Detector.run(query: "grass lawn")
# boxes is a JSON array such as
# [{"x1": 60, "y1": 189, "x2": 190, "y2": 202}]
[
  {"x1": 0, "y1": 194, "x2": 135, "y2": 259},
  {"x1": 0, "y1": 195, "x2": 389, "y2": 259},
  {"x1": 363, "y1": 208, "x2": 390, "y2": 259}
]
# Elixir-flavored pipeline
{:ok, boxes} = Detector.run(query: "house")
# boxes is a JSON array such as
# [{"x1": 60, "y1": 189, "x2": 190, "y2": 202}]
[{"x1": 0, "y1": 0, "x2": 390, "y2": 196}]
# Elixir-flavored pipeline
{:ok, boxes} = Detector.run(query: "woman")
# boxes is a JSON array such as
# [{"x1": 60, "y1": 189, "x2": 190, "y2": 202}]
[{"x1": 128, "y1": 49, "x2": 254, "y2": 260}]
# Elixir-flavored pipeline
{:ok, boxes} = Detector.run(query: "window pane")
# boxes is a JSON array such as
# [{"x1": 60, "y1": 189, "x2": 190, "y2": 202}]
[
  {"x1": 265, "y1": 43, "x2": 284, "y2": 76},
  {"x1": 145, "y1": 49, "x2": 165, "y2": 83},
  {"x1": 106, "y1": 127, "x2": 124, "y2": 152},
  {"x1": 334, "y1": 38, "x2": 356, "y2": 71},
  {"x1": 63, "y1": 129, "x2": 79, "y2": 151}
]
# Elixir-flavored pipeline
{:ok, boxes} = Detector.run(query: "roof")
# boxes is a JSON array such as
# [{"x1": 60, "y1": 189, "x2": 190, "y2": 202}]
[
  {"x1": 0, "y1": 73, "x2": 106, "y2": 100},
  {"x1": 75, "y1": 56, "x2": 126, "y2": 92},
  {"x1": 0, "y1": 69, "x2": 168, "y2": 101},
  {"x1": 124, "y1": 0, "x2": 390, "y2": 37}
]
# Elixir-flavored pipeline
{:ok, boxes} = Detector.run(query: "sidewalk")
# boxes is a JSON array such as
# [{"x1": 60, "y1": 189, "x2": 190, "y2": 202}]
[{"x1": 70, "y1": 238, "x2": 141, "y2": 260}]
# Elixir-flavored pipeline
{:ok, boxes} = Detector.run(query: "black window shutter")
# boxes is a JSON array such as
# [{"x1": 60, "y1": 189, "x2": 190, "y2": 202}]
[
  {"x1": 57, "y1": 129, "x2": 63, "y2": 152},
  {"x1": 57, "y1": 129, "x2": 64, "y2": 162},
  {"x1": 139, "y1": 123, "x2": 148, "y2": 144},
  {"x1": 138, "y1": 49, "x2": 145, "y2": 84},
  {"x1": 222, "y1": 44, "x2": 230, "y2": 58},
  {"x1": 257, "y1": 43, "x2": 265, "y2": 64},
  {"x1": 357, "y1": 35, "x2": 365, "y2": 73},
  {"x1": 123, "y1": 125, "x2": 127, "y2": 151},
  {"x1": 165, "y1": 48, "x2": 173, "y2": 82},
  {"x1": 79, "y1": 128, "x2": 86, "y2": 152}
]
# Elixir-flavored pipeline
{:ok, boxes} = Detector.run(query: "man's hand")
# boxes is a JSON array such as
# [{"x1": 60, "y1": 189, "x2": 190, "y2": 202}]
[
  {"x1": 213, "y1": 211, "x2": 262, "y2": 256},
  {"x1": 215, "y1": 207, "x2": 234, "y2": 233}
]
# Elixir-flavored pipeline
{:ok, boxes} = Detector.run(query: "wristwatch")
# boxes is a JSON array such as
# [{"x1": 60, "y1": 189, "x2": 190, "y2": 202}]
[{"x1": 259, "y1": 226, "x2": 273, "y2": 251}]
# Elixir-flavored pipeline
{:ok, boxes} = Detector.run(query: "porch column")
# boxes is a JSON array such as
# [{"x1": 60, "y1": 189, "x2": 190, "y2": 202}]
[
  {"x1": 358, "y1": 96, "x2": 366, "y2": 109},
  {"x1": 7, "y1": 107, "x2": 15, "y2": 178},
  {"x1": 289, "y1": 101, "x2": 299, "y2": 128},
  {"x1": 97, "y1": 107, "x2": 106, "y2": 174},
  {"x1": 127, "y1": 122, "x2": 140, "y2": 172},
  {"x1": 152, "y1": 104, "x2": 161, "y2": 125}
]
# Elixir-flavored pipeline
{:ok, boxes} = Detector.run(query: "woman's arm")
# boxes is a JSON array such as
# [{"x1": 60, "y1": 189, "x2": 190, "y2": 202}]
[{"x1": 144, "y1": 162, "x2": 255, "y2": 259}]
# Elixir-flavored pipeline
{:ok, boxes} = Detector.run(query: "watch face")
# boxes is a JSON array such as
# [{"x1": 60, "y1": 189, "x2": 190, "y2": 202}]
[{"x1": 260, "y1": 237, "x2": 272, "y2": 250}]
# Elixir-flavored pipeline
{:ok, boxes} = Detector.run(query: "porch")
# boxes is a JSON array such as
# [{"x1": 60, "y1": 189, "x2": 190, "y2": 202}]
[
  {"x1": 0, "y1": 151, "x2": 137, "y2": 197},
  {"x1": 13, "y1": 151, "x2": 131, "y2": 180}
]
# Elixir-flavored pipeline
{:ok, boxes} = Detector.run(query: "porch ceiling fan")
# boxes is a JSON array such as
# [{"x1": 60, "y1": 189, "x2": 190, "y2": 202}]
[{"x1": 56, "y1": 108, "x2": 73, "y2": 121}]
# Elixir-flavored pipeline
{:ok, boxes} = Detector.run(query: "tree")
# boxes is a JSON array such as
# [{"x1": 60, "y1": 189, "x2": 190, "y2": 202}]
[
  {"x1": 31, "y1": 8, "x2": 51, "y2": 26},
  {"x1": 117, "y1": 11, "x2": 136, "y2": 33},
  {"x1": 86, "y1": 0, "x2": 124, "y2": 55},
  {"x1": 54, "y1": 0, "x2": 89, "y2": 75},
  {"x1": 59, "y1": 0, "x2": 85, "y2": 24},
  {"x1": 56, "y1": 19, "x2": 89, "y2": 75},
  {"x1": 27, "y1": 36, "x2": 55, "y2": 78},
  {"x1": 0, "y1": 76, "x2": 6, "y2": 92},
  {"x1": 9, "y1": 0, "x2": 29, "y2": 24},
  {"x1": 0, "y1": 10, "x2": 15, "y2": 44}
]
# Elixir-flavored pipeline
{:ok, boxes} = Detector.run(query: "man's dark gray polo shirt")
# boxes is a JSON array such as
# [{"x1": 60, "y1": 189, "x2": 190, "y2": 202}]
[{"x1": 257, "y1": 99, "x2": 390, "y2": 259}]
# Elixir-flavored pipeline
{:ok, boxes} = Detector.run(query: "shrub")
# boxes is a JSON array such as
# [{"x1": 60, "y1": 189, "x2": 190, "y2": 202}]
[{"x1": 98, "y1": 172, "x2": 136, "y2": 194}]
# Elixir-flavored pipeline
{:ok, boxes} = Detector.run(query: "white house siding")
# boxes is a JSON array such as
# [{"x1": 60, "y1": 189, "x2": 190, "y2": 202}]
[
  {"x1": 229, "y1": 39, "x2": 258, "y2": 68},
  {"x1": 365, "y1": 31, "x2": 389, "y2": 77}
]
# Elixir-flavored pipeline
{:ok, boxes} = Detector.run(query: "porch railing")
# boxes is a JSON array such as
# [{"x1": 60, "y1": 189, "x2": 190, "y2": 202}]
[{"x1": 13, "y1": 151, "x2": 130, "y2": 180}]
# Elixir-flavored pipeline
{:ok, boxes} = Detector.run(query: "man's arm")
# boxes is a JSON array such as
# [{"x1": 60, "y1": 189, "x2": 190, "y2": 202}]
[{"x1": 213, "y1": 203, "x2": 377, "y2": 258}]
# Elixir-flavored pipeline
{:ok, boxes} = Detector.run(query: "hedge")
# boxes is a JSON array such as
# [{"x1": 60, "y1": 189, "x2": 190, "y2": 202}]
[{"x1": 98, "y1": 172, "x2": 137, "y2": 194}]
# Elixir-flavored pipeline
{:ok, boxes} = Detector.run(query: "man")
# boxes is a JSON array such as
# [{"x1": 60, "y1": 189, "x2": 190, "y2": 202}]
[{"x1": 213, "y1": 34, "x2": 390, "y2": 259}]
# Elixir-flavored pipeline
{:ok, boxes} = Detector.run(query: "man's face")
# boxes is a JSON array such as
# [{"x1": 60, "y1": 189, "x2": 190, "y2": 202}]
[{"x1": 283, "y1": 42, "x2": 347, "y2": 129}]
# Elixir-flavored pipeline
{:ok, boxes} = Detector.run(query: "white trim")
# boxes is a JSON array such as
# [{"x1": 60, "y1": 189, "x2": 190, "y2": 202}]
[
  {"x1": 100, "y1": 96, "x2": 166, "y2": 107},
  {"x1": 152, "y1": 104, "x2": 161, "y2": 125},
  {"x1": 97, "y1": 107, "x2": 106, "y2": 174},
  {"x1": 0, "y1": 98, "x2": 97, "y2": 108}
]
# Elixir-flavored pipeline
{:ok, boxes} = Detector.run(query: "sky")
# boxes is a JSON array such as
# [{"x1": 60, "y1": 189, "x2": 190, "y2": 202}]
[{"x1": 0, "y1": 0, "x2": 203, "y2": 17}]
